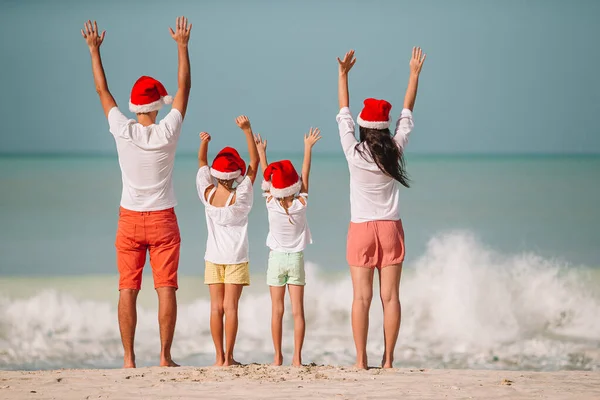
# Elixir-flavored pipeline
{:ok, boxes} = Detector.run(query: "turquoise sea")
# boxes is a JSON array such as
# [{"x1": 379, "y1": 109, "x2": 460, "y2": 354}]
[{"x1": 1, "y1": 154, "x2": 599, "y2": 371}]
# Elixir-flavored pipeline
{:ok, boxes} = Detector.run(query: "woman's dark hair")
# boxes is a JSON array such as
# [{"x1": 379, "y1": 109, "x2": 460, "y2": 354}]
[{"x1": 357, "y1": 127, "x2": 410, "y2": 188}]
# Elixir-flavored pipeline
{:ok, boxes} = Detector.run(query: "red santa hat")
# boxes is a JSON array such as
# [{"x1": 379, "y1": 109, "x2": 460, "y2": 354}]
[
  {"x1": 129, "y1": 76, "x2": 173, "y2": 114},
  {"x1": 357, "y1": 98, "x2": 392, "y2": 130},
  {"x1": 262, "y1": 160, "x2": 302, "y2": 198},
  {"x1": 211, "y1": 147, "x2": 246, "y2": 183}
]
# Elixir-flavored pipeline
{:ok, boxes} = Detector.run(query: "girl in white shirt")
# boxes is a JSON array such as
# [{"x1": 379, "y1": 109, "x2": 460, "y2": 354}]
[
  {"x1": 254, "y1": 128, "x2": 321, "y2": 366},
  {"x1": 196, "y1": 116, "x2": 260, "y2": 367},
  {"x1": 336, "y1": 48, "x2": 426, "y2": 369}
]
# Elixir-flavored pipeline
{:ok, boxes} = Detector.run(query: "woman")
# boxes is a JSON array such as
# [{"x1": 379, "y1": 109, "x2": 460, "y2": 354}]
[{"x1": 336, "y1": 47, "x2": 426, "y2": 369}]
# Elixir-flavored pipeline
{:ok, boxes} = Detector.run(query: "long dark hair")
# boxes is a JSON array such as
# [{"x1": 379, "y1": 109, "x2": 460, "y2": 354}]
[{"x1": 357, "y1": 127, "x2": 410, "y2": 188}]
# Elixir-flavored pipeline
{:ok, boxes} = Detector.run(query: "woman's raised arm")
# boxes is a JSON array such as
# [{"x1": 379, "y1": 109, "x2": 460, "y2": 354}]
[
  {"x1": 403, "y1": 47, "x2": 426, "y2": 111},
  {"x1": 337, "y1": 50, "x2": 356, "y2": 110}
]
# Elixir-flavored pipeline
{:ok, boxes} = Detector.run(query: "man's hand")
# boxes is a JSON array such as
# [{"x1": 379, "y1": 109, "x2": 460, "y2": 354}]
[
  {"x1": 337, "y1": 50, "x2": 356, "y2": 76},
  {"x1": 200, "y1": 132, "x2": 211, "y2": 142},
  {"x1": 170, "y1": 16, "x2": 192, "y2": 118},
  {"x1": 169, "y1": 16, "x2": 192, "y2": 46},
  {"x1": 81, "y1": 20, "x2": 106, "y2": 50},
  {"x1": 409, "y1": 47, "x2": 426, "y2": 76},
  {"x1": 235, "y1": 116, "x2": 252, "y2": 132},
  {"x1": 254, "y1": 134, "x2": 267, "y2": 155},
  {"x1": 304, "y1": 127, "x2": 322, "y2": 149},
  {"x1": 82, "y1": 20, "x2": 116, "y2": 117}
]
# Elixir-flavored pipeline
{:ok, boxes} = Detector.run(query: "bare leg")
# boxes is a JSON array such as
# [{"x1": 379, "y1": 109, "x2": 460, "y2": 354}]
[
  {"x1": 223, "y1": 284, "x2": 244, "y2": 366},
  {"x1": 155, "y1": 286, "x2": 179, "y2": 367},
  {"x1": 350, "y1": 266, "x2": 374, "y2": 370},
  {"x1": 118, "y1": 289, "x2": 139, "y2": 368},
  {"x1": 208, "y1": 284, "x2": 225, "y2": 366},
  {"x1": 270, "y1": 286, "x2": 286, "y2": 366},
  {"x1": 379, "y1": 263, "x2": 403, "y2": 369},
  {"x1": 288, "y1": 284, "x2": 305, "y2": 367}
]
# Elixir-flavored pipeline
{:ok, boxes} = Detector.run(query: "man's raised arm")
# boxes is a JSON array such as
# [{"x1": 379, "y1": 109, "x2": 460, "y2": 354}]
[
  {"x1": 169, "y1": 16, "x2": 192, "y2": 119},
  {"x1": 82, "y1": 20, "x2": 116, "y2": 118}
]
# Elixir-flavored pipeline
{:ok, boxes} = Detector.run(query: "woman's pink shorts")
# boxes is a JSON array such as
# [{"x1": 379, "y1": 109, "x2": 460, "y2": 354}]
[{"x1": 346, "y1": 220, "x2": 405, "y2": 269}]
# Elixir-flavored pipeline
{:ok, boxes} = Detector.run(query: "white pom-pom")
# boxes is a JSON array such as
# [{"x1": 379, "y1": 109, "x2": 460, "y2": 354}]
[
  {"x1": 163, "y1": 95, "x2": 173, "y2": 105},
  {"x1": 261, "y1": 180, "x2": 271, "y2": 191}
]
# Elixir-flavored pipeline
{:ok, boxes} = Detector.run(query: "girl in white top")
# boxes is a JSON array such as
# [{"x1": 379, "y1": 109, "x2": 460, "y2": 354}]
[
  {"x1": 196, "y1": 116, "x2": 260, "y2": 367},
  {"x1": 336, "y1": 48, "x2": 426, "y2": 369},
  {"x1": 254, "y1": 128, "x2": 321, "y2": 366}
]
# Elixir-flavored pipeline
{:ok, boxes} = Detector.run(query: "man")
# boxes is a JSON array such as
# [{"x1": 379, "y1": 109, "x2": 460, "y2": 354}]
[{"x1": 81, "y1": 16, "x2": 192, "y2": 368}]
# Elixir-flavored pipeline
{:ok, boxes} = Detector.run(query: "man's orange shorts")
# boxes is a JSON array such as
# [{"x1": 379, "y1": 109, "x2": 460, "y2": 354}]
[{"x1": 115, "y1": 207, "x2": 181, "y2": 290}]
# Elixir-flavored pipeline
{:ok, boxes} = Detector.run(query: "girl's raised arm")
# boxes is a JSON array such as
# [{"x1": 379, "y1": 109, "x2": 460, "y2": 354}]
[
  {"x1": 337, "y1": 50, "x2": 356, "y2": 110},
  {"x1": 198, "y1": 132, "x2": 211, "y2": 168},
  {"x1": 301, "y1": 128, "x2": 321, "y2": 194},
  {"x1": 235, "y1": 115, "x2": 260, "y2": 184},
  {"x1": 254, "y1": 134, "x2": 268, "y2": 174}
]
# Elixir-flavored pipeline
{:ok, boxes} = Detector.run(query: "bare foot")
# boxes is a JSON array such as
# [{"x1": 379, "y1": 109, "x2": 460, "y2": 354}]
[
  {"x1": 272, "y1": 354, "x2": 283, "y2": 366},
  {"x1": 381, "y1": 356, "x2": 393, "y2": 369},
  {"x1": 223, "y1": 358, "x2": 241, "y2": 367},
  {"x1": 213, "y1": 354, "x2": 225, "y2": 367},
  {"x1": 292, "y1": 354, "x2": 303, "y2": 367},
  {"x1": 123, "y1": 356, "x2": 136, "y2": 369},
  {"x1": 160, "y1": 359, "x2": 180, "y2": 367},
  {"x1": 353, "y1": 363, "x2": 368, "y2": 370}
]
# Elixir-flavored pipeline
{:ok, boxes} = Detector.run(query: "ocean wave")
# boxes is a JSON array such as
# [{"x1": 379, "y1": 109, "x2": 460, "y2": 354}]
[{"x1": 1, "y1": 231, "x2": 599, "y2": 371}]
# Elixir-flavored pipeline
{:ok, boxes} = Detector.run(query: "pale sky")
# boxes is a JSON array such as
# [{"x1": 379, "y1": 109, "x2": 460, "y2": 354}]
[{"x1": 0, "y1": 0, "x2": 599, "y2": 155}]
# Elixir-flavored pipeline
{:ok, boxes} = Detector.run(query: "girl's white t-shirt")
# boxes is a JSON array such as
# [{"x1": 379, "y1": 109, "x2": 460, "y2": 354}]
[
  {"x1": 336, "y1": 107, "x2": 414, "y2": 223},
  {"x1": 265, "y1": 194, "x2": 312, "y2": 253},
  {"x1": 196, "y1": 166, "x2": 253, "y2": 264}
]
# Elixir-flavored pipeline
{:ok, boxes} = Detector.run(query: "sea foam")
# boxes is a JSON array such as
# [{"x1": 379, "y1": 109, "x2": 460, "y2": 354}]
[{"x1": 1, "y1": 231, "x2": 599, "y2": 370}]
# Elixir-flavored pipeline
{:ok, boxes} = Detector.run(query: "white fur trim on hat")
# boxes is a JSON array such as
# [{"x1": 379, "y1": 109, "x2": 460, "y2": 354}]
[
  {"x1": 211, "y1": 168, "x2": 242, "y2": 181},
  {"x1": 356, "y1": 115, "x2": 391, "y2": 130},
  {"x1": 268, "y1": 179, "x2": 302, "y2": 199},
  {"x1": 261, "y1": 180, "x2": 272, "y2": 191},
  {"x1": 129, "y1": 96, "x2": 171, "y2": 114}
]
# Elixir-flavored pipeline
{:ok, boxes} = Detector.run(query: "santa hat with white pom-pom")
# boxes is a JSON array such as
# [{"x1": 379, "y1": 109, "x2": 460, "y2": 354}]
[
  {"x1": 129, "y1": 76, "x2": 173, "y2": 114},
  {"x1": 262, "y1": 160, "x2": 302, "y2": 198},
  {"x1": 211, "y1": 147, "x2": 247, "y2": 183},
  {"x1": 357, "y1": 98, "x2": 392, "y2": 129}
]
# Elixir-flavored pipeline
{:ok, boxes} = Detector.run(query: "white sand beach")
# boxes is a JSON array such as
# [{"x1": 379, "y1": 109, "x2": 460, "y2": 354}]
[{"x1": 1, "y1": 365, "x2": 599, "y2": 400}]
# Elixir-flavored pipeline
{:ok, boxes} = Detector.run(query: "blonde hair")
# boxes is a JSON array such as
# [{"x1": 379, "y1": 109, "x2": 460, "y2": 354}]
[
  {"x1": 278, "y1": 197, "x2": 295, "y2": 225},
  {"x1": 217, "y1": 178, "x2": 234, "y2": 190}
]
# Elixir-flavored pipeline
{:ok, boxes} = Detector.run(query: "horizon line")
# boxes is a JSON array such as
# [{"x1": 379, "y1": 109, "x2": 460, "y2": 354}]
[{"x1": 1, "y1": 151, "x2": 599, "y2": 159}]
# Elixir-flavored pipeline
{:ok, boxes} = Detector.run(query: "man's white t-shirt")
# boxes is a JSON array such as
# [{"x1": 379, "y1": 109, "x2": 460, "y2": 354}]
[
  {"x1": 108, "y1": 107, "x2": 183, "y2": 212},
  {"x1": 196, "y1": 165, "x2": 254, "y2": 265}
]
